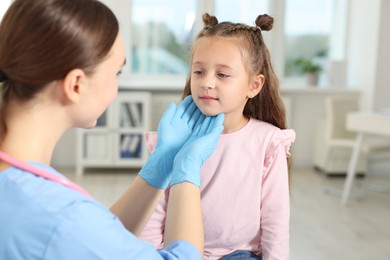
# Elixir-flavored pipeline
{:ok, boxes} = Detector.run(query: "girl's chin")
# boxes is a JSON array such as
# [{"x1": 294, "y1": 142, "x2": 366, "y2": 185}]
[
  {"x1": 192, "y1": 100, "x2": 221, "y2": 116},
  {"x1": 199, "y1": 109, "x2": 220, "y2": 117}
]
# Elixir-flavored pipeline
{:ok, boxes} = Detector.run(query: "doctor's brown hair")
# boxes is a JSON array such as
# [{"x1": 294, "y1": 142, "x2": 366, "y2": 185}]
[{"x1": 0, "y1": 0, "x2": 118, "y2": 136}]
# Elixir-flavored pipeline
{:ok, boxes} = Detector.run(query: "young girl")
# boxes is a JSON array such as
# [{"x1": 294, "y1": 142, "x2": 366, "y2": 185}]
[
  {"x1": 140, "y1": 13, "x2": 295, "y2": 260},
  {"x1": 0, "y1": 1, "x2": 224, "y2": 259}
]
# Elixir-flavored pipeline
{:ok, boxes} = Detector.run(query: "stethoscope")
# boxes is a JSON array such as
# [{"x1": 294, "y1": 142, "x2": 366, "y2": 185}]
[{"x1": 0, "y1": 150, "x2": 93, "y2": 199}]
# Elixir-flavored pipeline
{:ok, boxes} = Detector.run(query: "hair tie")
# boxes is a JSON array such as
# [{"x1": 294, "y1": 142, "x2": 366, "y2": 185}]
[{"x1": 0, "y1": 69, "x2": 8, "y2": 82}]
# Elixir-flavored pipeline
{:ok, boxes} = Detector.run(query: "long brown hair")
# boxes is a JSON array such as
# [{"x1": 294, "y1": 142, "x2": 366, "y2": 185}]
[
  {"x1": 182, "y1": 13, "x2": 292, "y2": 173},
  {"x1": 0, "y1": 0, "x2": 119, "y2": 135}
]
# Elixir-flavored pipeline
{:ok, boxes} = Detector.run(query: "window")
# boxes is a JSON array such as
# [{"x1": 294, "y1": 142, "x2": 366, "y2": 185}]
[
  {"x1": 93, "y1": 1, "x2": 344, "y2": 88},
  {"x1": 130, "y1": 0, "x2": 196, "y2": 75},
  {"x1": 284, "y1": 0, "x2": 334, "y2": 77},
  {"x1": 215, "y1": 0, "x2": 269, "y2": 26},
  {"x1": 1, "y1": 0, "x2": 346, "y2": 88}
]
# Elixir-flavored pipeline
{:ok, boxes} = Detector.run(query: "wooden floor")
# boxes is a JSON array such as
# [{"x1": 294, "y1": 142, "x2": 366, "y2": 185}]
[{"x1": 62, "y1": 167, "x2": 390, "y2": 260}]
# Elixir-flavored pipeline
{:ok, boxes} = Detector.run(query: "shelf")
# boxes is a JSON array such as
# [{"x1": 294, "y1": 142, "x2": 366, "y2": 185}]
[{"x1": 76, "y1": 92, "x2": 151, "y2": 177}]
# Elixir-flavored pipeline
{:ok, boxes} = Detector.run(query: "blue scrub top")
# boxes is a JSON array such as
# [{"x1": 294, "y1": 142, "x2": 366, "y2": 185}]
[{"x1": 0, "y1": 162, "x2": 201, "y2": 259}]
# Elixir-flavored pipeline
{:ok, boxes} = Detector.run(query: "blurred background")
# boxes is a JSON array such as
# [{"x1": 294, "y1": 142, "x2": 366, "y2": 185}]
[{"x1": 1, "y1": 0, "x2": 389, "y2": 259}]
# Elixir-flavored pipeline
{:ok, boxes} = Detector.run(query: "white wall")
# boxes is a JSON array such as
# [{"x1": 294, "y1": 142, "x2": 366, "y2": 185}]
[
  {"x1": 346, "y1": 0, "x2": 390, "y2": 111},
  {"x1": 373, "y1": 0, "x2": 390, "y2": 110},
  {"x1": 346, "y1": 0, "x2": 380, "y2": 110},
  {"x1": 52, "y1": 129, "x2": 77, "y2": 167}
]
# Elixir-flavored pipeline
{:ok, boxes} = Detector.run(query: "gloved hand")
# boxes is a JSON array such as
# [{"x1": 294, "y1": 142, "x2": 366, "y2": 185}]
[
  {"x1": 170, "y1": 113, "x2": 225, "y2": 187},
  {"x1": 139, "y1": 96, "x2": 206, "y2": 189}
]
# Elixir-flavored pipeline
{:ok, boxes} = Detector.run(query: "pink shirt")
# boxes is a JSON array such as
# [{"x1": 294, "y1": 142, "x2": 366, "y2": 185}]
[{"x1": 140, "y1": 118, "x2": 295, "y2": 260}]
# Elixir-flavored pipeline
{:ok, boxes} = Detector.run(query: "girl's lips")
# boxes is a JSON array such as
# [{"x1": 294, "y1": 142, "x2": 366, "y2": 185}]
[{"x1": 199, "y1": 96, "x2": 218, "y2": 102}]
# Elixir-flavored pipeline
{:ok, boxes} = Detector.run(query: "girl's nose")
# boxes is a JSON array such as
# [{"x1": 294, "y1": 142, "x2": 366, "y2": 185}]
[{"x1": 200, "y1": 79, "x2": 216, "y2": 90}]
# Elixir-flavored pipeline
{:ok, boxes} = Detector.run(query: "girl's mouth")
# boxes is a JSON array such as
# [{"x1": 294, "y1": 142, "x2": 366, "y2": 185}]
[{"x1": 199, "y1": 96, "x2": 218, "y2": 102}]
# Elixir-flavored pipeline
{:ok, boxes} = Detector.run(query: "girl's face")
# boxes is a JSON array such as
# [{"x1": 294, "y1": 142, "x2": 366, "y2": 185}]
[
  {"x1": 80, "y1": 34, "x2": 126, "y2": 128},
  {"x1": 190, "y1": 36, "x2": 262, "y2": 125}
]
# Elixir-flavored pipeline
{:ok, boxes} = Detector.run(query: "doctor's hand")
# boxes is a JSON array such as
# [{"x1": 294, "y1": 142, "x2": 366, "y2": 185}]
[
  {"x1": 170, "y1": 113, "x2": 224, "y2": 188},
  {"x1": 139, "y1": 96, "x2": 205, "y2": 189},
  {"x1": 154, "y1": 95, "x2": 203, "y2": 155}
]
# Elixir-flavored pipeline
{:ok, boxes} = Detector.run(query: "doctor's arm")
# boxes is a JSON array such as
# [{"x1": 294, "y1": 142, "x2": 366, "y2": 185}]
[
  {"x1": 110, "y1": 176, "x2": 164, "y2": 236},
  {"x1": 110, "y1": 96, "x2": 204, "y2": 236},
  {"x1": 164, "y1": 114, "x2": 225, "y2": 254}
]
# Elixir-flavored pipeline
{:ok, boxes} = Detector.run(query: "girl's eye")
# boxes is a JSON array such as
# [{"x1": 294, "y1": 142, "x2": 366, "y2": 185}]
[
  {"x1": 217, "y1": 73, "x2": 229, "y2": 78},
  {"x1": 193, "y1": 70, "x2": 203, "y2": 75},
  {"x1": 117, "y1": 70, "x2": 122, "y2": 76}
]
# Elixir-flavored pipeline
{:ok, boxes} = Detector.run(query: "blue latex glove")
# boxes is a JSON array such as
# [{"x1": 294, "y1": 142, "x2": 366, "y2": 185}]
[
  {"x1": 139, "y1": 96, "x2": 206, "y2": 189},
  {"x1": 170, "y1": 113, "x2": 225, "y2": 187}
]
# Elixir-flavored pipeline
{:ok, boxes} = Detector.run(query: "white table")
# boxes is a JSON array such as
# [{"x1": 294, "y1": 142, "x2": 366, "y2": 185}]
[{"x1": 342, "y1": 112, "x2": 390, "y2": 204}]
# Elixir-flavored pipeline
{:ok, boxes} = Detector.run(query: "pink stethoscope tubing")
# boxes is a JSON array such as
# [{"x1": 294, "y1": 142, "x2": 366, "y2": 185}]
[{"x1": 0, "y1": 151, "x2": 93, "y2": 199}]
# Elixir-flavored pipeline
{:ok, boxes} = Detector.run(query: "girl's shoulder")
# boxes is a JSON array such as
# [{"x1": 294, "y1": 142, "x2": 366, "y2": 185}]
[
  {"x1": 249, "y1": 118, "x2": 296, "y2": 156},
  {"x1": 249, "y1": 118, "x2": 295, "y2": 139}
]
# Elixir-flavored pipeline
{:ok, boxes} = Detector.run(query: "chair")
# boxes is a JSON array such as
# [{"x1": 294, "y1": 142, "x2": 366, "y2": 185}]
[
  {"x1": 313, "y1": 96, "x2": 390, "y2": 199},
  {"x1": 313, "y1": 96, "x2": 390, "y2": 175}
]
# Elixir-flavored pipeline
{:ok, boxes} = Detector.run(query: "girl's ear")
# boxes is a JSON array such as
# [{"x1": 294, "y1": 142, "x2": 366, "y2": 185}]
[
  {"x1": 248, "y1": 74, "x2": 265, "y2": 98},
  {"x1": 60, "y1": 69, "x2": 87, "y2": 104}
]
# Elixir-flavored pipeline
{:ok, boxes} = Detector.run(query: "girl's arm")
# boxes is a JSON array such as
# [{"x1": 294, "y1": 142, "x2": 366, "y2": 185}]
[{"x1": 261, "y1": 144, "x2": 291, "y2": 260}]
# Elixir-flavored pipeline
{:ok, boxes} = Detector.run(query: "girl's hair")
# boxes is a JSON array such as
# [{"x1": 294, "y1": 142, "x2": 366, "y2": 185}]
[
  {"x1": 182, "y1": 13, "x2": 293, "y2": 174},
  {"x1": 0, "y1": 0, "x2": 119, "y2": 135},
  {"x1": 182, "y1": 13, "x2": 287, "y2": 130}
]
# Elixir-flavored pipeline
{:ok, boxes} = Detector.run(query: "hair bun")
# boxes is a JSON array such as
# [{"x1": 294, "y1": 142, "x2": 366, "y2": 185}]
[
  {"x1": 202, "y1": 13, "x2": 218, "y2": 27},
  {"x1": 255, "y1": 14, "x2": 273, "y2": 31}
]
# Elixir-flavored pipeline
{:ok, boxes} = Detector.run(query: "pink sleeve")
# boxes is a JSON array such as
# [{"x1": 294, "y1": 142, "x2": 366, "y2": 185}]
[
  {"x1": 261, "y1": 129, "x2": 295, "y2": 260},
  {"x1": 144, "y1": 131, "x2": 158, "y2": 153}
]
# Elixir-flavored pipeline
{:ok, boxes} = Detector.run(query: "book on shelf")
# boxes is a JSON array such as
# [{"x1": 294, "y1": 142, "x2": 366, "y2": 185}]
[
  {"x1": 120, "y1": 102, "x2": 143, "y2": 127},
  {"x1": 120, "y1": 134, "x2": 141, "y2": 158},
  {"x1": 131, "y1": 102, "x2": 143, "y2": 127}
]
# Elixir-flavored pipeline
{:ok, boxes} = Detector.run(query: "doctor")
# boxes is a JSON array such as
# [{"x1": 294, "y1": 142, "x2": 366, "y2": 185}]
[{"x1": 0, "y1": 0, "x2": 224, "y2": 259}]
